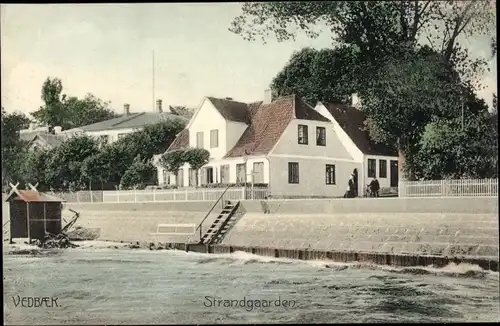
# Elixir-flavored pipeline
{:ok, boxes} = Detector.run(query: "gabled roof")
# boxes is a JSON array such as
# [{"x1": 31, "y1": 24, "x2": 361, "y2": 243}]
[
  {"x1": 32, "y1": 134, "x2": 67, "y2": 148},
  {"x1": 207, "y1": 97, "x2": 251, "y2": 123},
  {"x1": 19, "y1": 130, "x2": 50, "y2": 142},
  {"x1": 224, "y1": 94, "x2": 330, "y2": 158},
  {"x1": 165, "y1": 129, "x2": 189, "y2": 152},
  {"x1": 66, "y1": 112, "x2": 188, "y2": 133},
  {"x1": 5, "y1": 190, "x2": 64, "y2": 202},
  {"x1": 324, "y1": 103, "x2": 398, "y2": 157}
]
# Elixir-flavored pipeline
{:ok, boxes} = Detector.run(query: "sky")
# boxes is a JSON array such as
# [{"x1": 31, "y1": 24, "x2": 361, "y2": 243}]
[{"x1": 1, "y1": 3, "x2": 497, "y2": 117}]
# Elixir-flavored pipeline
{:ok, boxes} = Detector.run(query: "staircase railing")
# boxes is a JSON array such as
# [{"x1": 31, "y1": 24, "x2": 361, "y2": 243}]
[{"x1": 195, "y1": 184, "x2": 232, "y2": 240}]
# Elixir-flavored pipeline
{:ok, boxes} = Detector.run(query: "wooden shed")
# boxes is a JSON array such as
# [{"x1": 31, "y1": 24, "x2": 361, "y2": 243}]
[{"x1": 5, "y1": 189, "x2": 65, "y2": 242}]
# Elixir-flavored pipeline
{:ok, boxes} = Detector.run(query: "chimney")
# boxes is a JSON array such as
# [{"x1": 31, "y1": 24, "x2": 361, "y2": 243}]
[
  {"x1": 264, "y1": 89, "x2": 272, "y2": 104},
  {"x1": 123, "y1": 103, "x2": 130, "y2": 116},
  {"x1": 54, "y1": 126, "x2": 62, "y2": 134},
  {"x1": 156, "y1": 99, "x2": 163, "y2": 113},
  {"x1": 225, "y1": 97, "x2": 233, "y2": 101},
  {"x1": 351, "y1": 93, "x2": 360, "y2": 108}
]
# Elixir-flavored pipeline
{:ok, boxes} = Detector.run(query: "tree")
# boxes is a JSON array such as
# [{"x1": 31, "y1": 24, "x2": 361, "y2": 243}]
[
  {"x1": 230, "y1": 1, "x2": 494, "y2": 58},
  {"x1": 271, "y1": 46, "x2": 359, "y2": 104},
  {"x1": 160, "y1": 150, "x2": 185, "y2": 175},
  {"x1": 80, "y1": 152, "x2": 114, "y2": 189},
  {"x1": 63, "y1": 94, "x2": 117, "y2": 129},
  {"x1": 31, "y1": 77, "x2": 117, "y2": 130},
  {"x1": 170, "y1": 106, "x2": 195, "y2": 119},
  {"x1": 44, "y1": 135, "x2": 100, "y2": 191},
  {"x1": 79, "y1": 119, "x2": 187, "y2": 188},
  {"x1": 417, "y1": 109, "x2": 497, "y2": 179},
  {"x1": 1, "y1": 108, "x2": 31, "y2": 187},
  {"x1": 17, "y1": 149, "x2": 50, "y2": 190},
  {"x1": 182, "y1": 148, "x2": 210, "y2": 186},
  {"x1": 120, "y1": 155, "x2": 156, "y2": 189}
]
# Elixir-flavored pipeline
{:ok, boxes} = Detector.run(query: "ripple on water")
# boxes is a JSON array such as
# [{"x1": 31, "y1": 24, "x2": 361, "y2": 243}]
[{"x1": 3, "y1": 249, "x2": 499, "y2": 324}]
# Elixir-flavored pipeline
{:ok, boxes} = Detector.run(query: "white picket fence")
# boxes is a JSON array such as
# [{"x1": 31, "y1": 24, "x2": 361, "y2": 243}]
[
  {"x1": 50, "y1": 186, "x2": 269, "y2": 203},
  {"x1": 399, "y1": 179, "x2": 498, "y2": 197}
]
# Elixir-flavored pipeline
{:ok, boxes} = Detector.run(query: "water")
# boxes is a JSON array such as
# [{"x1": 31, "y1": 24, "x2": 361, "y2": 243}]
[{"x1": 3, "y1": 249, "x2": 500, "y2": 324}]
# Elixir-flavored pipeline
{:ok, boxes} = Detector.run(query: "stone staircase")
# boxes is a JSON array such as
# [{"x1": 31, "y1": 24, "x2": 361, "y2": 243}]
[{"x1": 199, "y1": 201, "x2": 240, "y2": 245}]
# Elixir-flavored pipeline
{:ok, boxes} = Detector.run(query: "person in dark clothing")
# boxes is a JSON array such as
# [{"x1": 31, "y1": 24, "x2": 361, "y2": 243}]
[
  {"x1": 343, "y1": 173, "x2": 356, "y2": 198},
  {"x1": 369, "y1": 177, "x2": 380, "y2": 197}
]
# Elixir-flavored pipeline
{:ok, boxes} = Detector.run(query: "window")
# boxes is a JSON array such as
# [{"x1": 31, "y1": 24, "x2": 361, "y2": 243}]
[
  {"x1": 379, "y1": 160, "x2": 387, "y2": 178},
  {"x1": 196, "y1": 131, "x2": 204, "y2": 148},
  {"x1": 206, "y1": 167, "x2": 214, "y2": 184},
  {"x1": 368, "y1": 159, "x2": 376, "y2": 178},
  {"x1": 236, "y1": 163, "x2": 246, "y2": 183},
  {"x1": 100, "y1": 135, "x2": 109, "y2": 145},
  {"x1": 177, "y1": 168, "x2": 184, "y2": 187},
  {"x1": 220, "y1": 165, "x2": 230, "y2": 183},
  {"x1": 118, "y1": 133, "x2": 127, "y2": 140},
  {"x1": 316, "y1": 127, "x2": 326, "y2": 146},
  {"x1": 252, "y1": 162, "x2": 264, "y2": 183},
  {"x1": 162, "y1": 170, "x2": 169, "y2": 185},
  {"x1": 325, "y1": 164, "x2": 336, "y2": 185},
  {"x1": 298, "y1": 125, "x2": 308, "y2": 144},
  {"x1": 210, "y1": 129, "x2": 219, "y2": 148},
  {"x1": 288, "y1": 162, "x2": 299, "y2": 184}
]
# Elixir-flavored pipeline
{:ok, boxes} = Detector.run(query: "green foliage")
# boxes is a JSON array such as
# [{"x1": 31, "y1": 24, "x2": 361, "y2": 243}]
[
  {"x1": 182, "y1": 148, "x2": 210, "y2": 171},
  {"x1": 80, "y1": 152, "x2": 112, "y2": 186},
  {"x1": 44, "y1": 135, "x2": 100, "y2": 191},
  {"x1": 417, "y1": 111, "x2": 497, "y2": 180},
  {"x1": 31, "y1": 77, "x2": 117, "y2": 130},
  {"x1": 18, "y1": 150, "x2": 50, "y2": 190},
  {"x1": 1, "y1": 108, "x2": 31, "y2": 186},
  {"x1": 271, "y1": 46, "x2": 359, "y2": 104},
  {"x1": 169, "y1": 106, "x2": 195, "y2": 119},
  {"x1": 232, "y1": 1, "x2": 496, "y2": 180},
  {"x1": 160, "y1": 150, "x2": 185, "y2": 174},
  {"x1": 120, "y1": 155, "x2": 156, "y2": 189}
]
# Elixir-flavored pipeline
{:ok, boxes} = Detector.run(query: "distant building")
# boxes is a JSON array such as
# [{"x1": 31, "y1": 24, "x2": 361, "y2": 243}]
[{"x1": 63, "y1": 100, "x2": 188, "y2": 145}]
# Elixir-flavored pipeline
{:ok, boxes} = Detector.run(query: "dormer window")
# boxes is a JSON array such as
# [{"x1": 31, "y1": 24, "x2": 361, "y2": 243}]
[{"x1": 298, "y1": 124, "x2": 308, "y2": 145}]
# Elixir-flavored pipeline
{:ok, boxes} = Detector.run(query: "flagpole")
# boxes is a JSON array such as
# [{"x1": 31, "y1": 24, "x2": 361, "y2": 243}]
[{"x1": 152, "y1": 50, "x2": 155, "y2": 112}]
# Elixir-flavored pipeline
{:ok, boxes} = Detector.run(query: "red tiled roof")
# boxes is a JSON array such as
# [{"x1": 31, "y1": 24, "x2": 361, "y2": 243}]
[
  {"x1": 6, "y1": 190, "x2": 64, "y2": 202},
  {"x1": 207, "y1": 97, "x2": 251, "y2": 123},
  {"x1": 324, "y1": 103, "x2": 398, "y2": 156},
  {"x1": 225, "y1": 94, "x2": 329, "y2": 158},
  {"x1": 165, "y1": 94, "x2": 330, "y2": 158},
  {"x1": 166, "y1": 129, "x2": 189, "y2": 152}
]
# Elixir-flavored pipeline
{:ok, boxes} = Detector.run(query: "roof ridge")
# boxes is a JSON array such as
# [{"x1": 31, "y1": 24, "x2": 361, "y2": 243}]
[{"x1": 111, "y1": 112, "x2": 145, "y2": 127}]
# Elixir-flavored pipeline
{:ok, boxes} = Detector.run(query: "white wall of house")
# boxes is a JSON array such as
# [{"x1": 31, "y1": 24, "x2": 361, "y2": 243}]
[
  {"x1": 268, "y1": 155, "x2": 361, "y2": 197},
  {"x1": 364, "y1": 155, "x2": 399, "y2": 189},
  {"x1": 85, "y1": 128, "x2": 138, "y2": 144},
  {"x1": 65, "y1": 127, "x2": 139, "y2": 145},
  {"x1": 157, "y1": 156, "x2": 270, "y2": 187},
  {"x1": 271, "y1": 119, "x2": 353, "y2": 160},
  {"x1": 188, "y1": 99, "x2": 228, "y2": 160},
  {"x1": 313, "y1": 103, "x2": 364, "y2": 162}
]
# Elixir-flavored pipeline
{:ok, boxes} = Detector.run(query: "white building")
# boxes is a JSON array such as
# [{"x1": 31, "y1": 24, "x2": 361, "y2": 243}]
[
  {"x1": 156, "y1": 92, "x2": 398, "y2": 198},
  {"x1": 63, "y1": 100, "x2": 188, "y2": 145}
]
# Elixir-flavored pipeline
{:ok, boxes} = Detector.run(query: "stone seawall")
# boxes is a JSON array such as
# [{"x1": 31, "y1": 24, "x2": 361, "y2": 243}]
[
  {"x1": 3, "y1": 197, "x2": 498, "y2": 262},
  {"x1": 61, "y1": 202, "x2": 221, "y2": 243}
]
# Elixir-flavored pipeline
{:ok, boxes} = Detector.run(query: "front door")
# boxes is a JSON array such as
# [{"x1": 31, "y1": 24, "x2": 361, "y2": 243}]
[{"x1": 390, "y1": 160, "x2": 399, "y2": 187}]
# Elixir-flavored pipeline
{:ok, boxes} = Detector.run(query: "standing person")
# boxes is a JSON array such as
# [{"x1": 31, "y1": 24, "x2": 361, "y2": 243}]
[
  {"x1": 347, "y1": 173, "x2": 356, "y2": 198},
  {"x1": 369, "y1": 177, "x2": 380, "y2": 198}
]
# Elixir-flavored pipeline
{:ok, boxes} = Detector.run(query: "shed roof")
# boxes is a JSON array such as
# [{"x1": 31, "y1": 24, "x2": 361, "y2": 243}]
[{"x1": 5, "y1": 190, "x2": 65, "y2": 203}]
